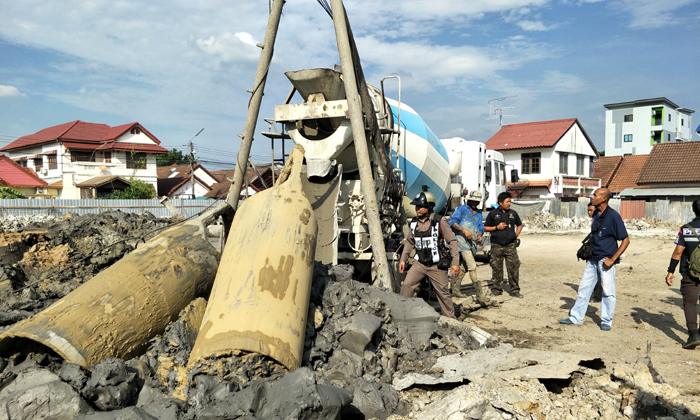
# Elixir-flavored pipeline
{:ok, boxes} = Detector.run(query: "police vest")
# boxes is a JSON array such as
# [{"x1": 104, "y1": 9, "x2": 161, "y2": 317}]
[{"x1": 410, "y1": 215, "x2": 441, "y2": 265}]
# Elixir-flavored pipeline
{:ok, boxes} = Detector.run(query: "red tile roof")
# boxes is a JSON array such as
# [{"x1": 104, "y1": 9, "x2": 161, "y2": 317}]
[
  {"x1": 593, "y1": 156, "x2": 623, "y2": 187},
  {"x1": 485, "y1": 118, "x2": 583, "y2": 151},
  {"x1": 637, "y1": 142, "x2": 700, "y2": 185},
  {"x1": 607, "y1": 155, "x2": 649, "y2": 193},
  {"x1": 1, "y1": 121, "x2": 166, "y2": 152},
  {"x1": 0, "y1": 154, "x2": 49, "y2": 188}
]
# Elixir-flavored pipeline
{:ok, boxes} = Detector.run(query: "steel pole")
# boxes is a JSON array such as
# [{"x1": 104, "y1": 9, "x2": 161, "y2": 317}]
[
  {"x1": 330, "y1": 0, "x2": 395, "y2": 291},
  {"x1": 227, "y1": 0, "x2": 285, "y2": 209}
]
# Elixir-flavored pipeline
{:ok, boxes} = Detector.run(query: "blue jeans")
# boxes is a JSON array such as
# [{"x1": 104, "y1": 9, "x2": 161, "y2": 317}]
[{"x1": 568, "y1": 259, "x2": 616, "y2": 327}]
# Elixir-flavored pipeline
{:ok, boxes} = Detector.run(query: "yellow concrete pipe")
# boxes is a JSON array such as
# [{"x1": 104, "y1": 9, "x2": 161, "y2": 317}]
[
  {"x1": 189, "y1": 145, "x2": 317, "y2": 371},
  {"x1": 0, "y1": 203, "x2": 231, "y2": 368}
]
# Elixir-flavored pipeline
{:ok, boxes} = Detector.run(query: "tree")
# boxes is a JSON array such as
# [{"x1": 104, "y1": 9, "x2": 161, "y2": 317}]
[
  {"x1": 0, "y1": 187, "x2": 26, "y2": 199},
  {"x1": 105, "y1": 179, "x2": 157, "y2": 199},
  {"x1": 157, "y1": 149, "x2": 191, "y2": 167}
]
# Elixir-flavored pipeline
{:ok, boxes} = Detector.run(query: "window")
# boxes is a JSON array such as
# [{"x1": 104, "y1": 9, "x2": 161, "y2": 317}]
[
  {"x1": 126, "y1": 152, "x2": 147, "y2": 169},
  {"x1": 668, "y1": 134, "x2": 671, "y2": 142},
  {"x1": 34, "y1": 157, "x2": 43, "y2": 169},
  {"x1": 624, "y1": 114, "x2": 633, "y2": 122},
  {"x1": 521, "y1": 152, "x2": 540, "y2": 174},
  {"x1": 130, "y1": 127, "x2": 141, "y2": 135},
  {"x1": 576, "y1": 155, "x2": 584, "y2": 175},
  {"x1": 624, "y1": 134, "x2": 633, "y2": 142},
  {"x1": 104, "y1": 152, "x2": 112, "y2": 163},
  {"x1": 559, "y1": 153, "x2": 568, "y2": 174},
  {"x1": 668, "y1": 114, "x2": 671, "y2": 122},
  {"x1": 71, "y1": 151, "x2": 95, "y2": 162},
  {"x1": 589, "y1": 158, "x2": 595, "y2": 176},
  {"x1": 17, "y1": 159, "x2": 27, "y2": 167},
  {"x1": 682, "y1": 119, "x2": 684, "y2": 126},
  {"x1": 47, "y1": 154, "x2": 58, "y2": 170}
]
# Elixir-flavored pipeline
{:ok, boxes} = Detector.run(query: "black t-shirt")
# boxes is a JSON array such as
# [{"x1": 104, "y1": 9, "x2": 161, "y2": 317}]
[
  {"x1": 675, "y1": 217, "x2": 700, "y2": 278},
  {"x1": 484, "y1": 207, "x2": 522, "y2": 246}
]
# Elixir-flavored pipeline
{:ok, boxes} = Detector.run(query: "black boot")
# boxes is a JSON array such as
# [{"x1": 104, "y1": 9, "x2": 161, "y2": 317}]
[{"x1": 683, "y1": 330, "x2": 700, "y2": 349}]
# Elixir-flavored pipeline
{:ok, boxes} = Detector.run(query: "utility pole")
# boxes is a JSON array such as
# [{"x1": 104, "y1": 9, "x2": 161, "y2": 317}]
[{"x1": 188, "y1": 128, "x2": 204, "y2": 200}]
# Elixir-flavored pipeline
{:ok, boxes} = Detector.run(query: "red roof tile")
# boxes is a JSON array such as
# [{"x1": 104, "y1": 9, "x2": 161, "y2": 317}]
[
  {"x1": 0, "y1": 154, "x2": 49, "y2": 188},
  {"x1": 593, "y1": 156, "x2": 623, "y2": 187},
  {"x1": 1, "y1": 121, "x2": 165, "y2": 152},
  {"x1": 607, "y1": 155, "x2": 649, "y2": 193},
  {"x1": 485, "y1": 119, "x2": 579, "y2": 150},
  {"x1": 637, "y1": 142, "x2": 700, "y2": 185}
]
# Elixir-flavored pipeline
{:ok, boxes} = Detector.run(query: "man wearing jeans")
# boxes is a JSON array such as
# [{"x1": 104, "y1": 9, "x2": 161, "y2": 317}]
[{"x1": 559, "y1": 188, "x2": 629, "y2": 330}]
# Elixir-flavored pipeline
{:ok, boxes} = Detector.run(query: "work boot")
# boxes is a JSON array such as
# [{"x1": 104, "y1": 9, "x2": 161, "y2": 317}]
[
  {"x1": 450, "y1": 276, "x2": 466, "y2": 298},
  {"x1": 683, "y1": 330, "x2": 700, "y2": 350},
  {"x1": 474, "y1": 279, "x2": 491, "y2": 304}
]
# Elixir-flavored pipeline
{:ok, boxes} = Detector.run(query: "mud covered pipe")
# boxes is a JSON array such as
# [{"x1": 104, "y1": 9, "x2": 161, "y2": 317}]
[
  {"x1": 189, "y1": 145, "x2": 317, "y2": 371},
  {"x1": 0, "y1": 203, "x2": 232, "y2": 368}
]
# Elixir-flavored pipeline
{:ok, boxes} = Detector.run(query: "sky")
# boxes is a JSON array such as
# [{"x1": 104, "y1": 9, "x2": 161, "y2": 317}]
[{"x1": 1, "y1": 0, "x2": 699, "y2": 170}]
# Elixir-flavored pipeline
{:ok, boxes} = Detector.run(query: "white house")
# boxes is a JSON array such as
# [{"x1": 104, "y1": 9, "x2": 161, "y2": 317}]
[
  {"x1": 156, "y1": 163, "x2": 219, "y2": 199},
  {"x1": 0, "y1": 120, "x2": 169, "y2": 199},
  {"x1": 604, "y1": 97, "x2": 695, "y2": 157},
  {"x1": 485, "y1": 118, "x2": 600, "y2": 199}
]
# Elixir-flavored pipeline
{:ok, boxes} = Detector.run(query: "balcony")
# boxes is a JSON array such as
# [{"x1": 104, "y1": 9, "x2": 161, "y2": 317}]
[{"x1": 552, "y1": 175, "x2": 600, "y2": 198}]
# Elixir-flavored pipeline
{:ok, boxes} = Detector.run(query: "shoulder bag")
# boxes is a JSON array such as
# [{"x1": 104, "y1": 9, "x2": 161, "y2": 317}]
[{"x1": 577, "y1": 208, "x2": 611, "y2": 261}]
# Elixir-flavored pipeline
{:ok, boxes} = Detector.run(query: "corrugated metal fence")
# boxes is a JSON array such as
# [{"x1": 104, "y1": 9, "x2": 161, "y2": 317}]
[{"x1": 0, "y1": 199, "x2": 223, "y2": 219}]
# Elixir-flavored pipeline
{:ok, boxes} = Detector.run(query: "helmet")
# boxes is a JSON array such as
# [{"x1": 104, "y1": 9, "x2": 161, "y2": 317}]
[
  {"x1": 410, "y1": 191, "x2": 436, "y2": 208},
  {"x1": 466, "y1": 190, "x2": 483, "y2": 203}
]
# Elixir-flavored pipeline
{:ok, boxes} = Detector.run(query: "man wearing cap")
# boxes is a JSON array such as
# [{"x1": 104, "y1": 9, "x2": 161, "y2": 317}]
[
  {"x1": 399, "y1": 190, "x2": 460, "y2": 319},
  {"x1": 449, "y1": 190, "x2": 491, "y2": 303}
]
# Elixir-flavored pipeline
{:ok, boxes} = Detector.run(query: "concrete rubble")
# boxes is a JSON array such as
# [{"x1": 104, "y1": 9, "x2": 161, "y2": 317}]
[
  {"x1": 523, "y1": 211, "x2": 679, "y2": 232},
  {"x1": 0, "y1": 212, "x2": 698, "y2": 419}
]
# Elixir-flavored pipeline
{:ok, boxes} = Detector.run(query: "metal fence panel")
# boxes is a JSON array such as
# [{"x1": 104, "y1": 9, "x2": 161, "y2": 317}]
[{"x1": 0, "y1": 199, "x2": 224, "y2": 219}]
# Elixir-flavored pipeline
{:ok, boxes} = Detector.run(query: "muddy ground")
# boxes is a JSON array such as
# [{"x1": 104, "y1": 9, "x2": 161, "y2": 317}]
[{"x1": 460, "y1": 227, "x2": 700, "y2": 396}]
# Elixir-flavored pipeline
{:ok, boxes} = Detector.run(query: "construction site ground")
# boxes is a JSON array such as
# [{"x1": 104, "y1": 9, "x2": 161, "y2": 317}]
[{"x1": 459, "y1": 228, "x2": 700, "y2": 397}]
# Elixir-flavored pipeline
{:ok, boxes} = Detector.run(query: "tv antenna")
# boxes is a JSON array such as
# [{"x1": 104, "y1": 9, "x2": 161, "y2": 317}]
[{"x1": 488, "y1": 95, "x2": 517, "y2": 127}]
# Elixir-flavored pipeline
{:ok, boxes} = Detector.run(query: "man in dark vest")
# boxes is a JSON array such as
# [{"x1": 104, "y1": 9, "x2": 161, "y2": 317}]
[
  {"x1": 665, "y1": 199, "x2": 700, "y2": 349},
  {"x1": 399, "y1": 191, "x2": 460, "y2": 319}
]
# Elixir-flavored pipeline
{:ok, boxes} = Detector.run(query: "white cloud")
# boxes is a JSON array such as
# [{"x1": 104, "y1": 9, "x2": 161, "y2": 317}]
[
  {"x1": 517, "y1": 20, "x2": 559, "y2": 31},
  {"x1": 195, "y1": 32, "x2": 260, "y2": 63},
  {"x1": 0, "y1": 85, "x2": 26, "y2": 97},
  {"x1": 613, "y1": 0, "x2": 697, "y2": 29}
]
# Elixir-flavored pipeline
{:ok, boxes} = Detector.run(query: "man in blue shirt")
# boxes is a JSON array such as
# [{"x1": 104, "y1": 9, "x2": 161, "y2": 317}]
[
  {"x1": 449, "y1": 190, "x2": 489, "y2": 303},
  {"x1": 560, "y1": 188, "x2": 629, "y2": 330}
]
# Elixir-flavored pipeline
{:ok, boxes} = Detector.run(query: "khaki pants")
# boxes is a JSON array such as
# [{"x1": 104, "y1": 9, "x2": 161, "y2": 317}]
[
  {"x1": 460, "y1": 250, "x2": 477, "y2": 272},
  {"x1": 400, "y1": 261, "x2": 455, "y2": 319}
]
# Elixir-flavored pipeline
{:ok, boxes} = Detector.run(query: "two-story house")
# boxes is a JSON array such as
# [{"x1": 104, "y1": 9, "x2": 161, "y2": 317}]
[
  {"x1": 485, "y1": 118, "x2": 600, "y2": 199},
  {"x1": 604, "y1": 98, "x2": 695, "y2": 157},
  {"x1": 0, "y1": 121, "x2": 169, "y2": 199}
]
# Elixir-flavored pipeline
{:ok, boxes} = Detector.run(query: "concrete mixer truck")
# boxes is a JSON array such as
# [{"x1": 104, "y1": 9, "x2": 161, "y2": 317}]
[
  {"x1": 269, "y1": 67, "x2": 452, "y2": 278},
  {"x1": 267, "y1": 67, "x2": 515, "y2": 276}
]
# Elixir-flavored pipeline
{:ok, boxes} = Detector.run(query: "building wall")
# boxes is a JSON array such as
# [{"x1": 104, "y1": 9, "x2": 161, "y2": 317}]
[
  {"x1": 605, "y1": 103, "x2": 694, "y2": 156},
  {"x1": 501, "y1": 124, "x2": 597, "y2": 181}
]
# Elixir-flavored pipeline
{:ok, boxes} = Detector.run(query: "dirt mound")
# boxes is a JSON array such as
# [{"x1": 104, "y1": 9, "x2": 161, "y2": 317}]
[{"x1": 0, "y1": 211, "x2": 176, "y2": 325}]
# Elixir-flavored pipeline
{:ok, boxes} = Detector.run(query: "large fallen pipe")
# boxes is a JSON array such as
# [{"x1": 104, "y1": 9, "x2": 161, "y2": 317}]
[
  {"x1": 0, "y1": 203, "x2": 232, "y2": 368},
  {"x1": 189, "y1": 145, "x2": 317, "y2": 371}
]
